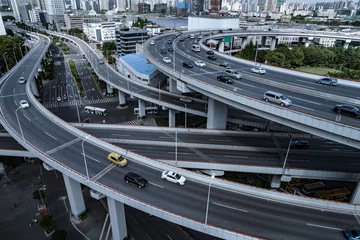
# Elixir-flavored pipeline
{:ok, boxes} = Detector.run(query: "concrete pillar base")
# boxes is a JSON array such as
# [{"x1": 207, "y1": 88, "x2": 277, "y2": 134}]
[
  {"x1": 138, "y1": 99, "x2": 145, "y2": 118},
  {"x1": 206, "y1": 98, "x2": 227, "y2": 129},
  {"x1": 351, "y1": 181, "x2": 360, "y2": 204},
  {"x1": 169, "y1": 109, "x2": 176, "y2": 127},
  {"x1": 107, "y1": 83, "x2": 114, "y2": 94},
  {"x1": 118, "y1": 90, "x2": 126, "y2": 106},
  {"x1": 270, "y1": 37, "x2": 276, "y2": 50},
  {"x1": 63, "y1": 174, "x2": 86, "y2": 220},
  {"x1": 107, "y1": 197, "x2": 127, "y2": 240},
  {"x1": 169, "y1": 78, "x2": 181, "y2": 94}
]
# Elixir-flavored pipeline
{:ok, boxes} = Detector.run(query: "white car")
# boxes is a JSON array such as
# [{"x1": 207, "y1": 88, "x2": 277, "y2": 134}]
[
  {"x1": 18, "y1": 77, "x2": 26, "y2": 84},
  {"x1": 150, "y1": 40, "x2": 155, "y2": 45},
  {"x1": 194, "y1": 60, "x2": 206, "y2": 67},
  {"x1": 57, "y1": 96, "x2": 61, "y2": 102},
  {"x1": 19, "y1": 100, "x2": 29, "y2": 109},
  {"x1": 161, "y1": 171, "x2": 186, "y2": 185},
  {"x1": 250, "y1": 67, "x2": 266, "y2": 74},
  {"x1": 180, "y1": 97, "x2": 193, "y2": 103},
  {"x1": 163, "y1": 57, "x2": 171, "y2": 64}
]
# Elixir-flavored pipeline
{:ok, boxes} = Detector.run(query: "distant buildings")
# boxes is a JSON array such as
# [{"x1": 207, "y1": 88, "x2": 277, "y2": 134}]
[{"x1": 115, "y1": 27, "x2": 148, "y2": 56}]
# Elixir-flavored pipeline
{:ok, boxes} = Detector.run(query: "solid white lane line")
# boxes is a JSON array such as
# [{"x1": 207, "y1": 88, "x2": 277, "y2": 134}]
[
  {"x1": 243, "y1": 115, "x2": 261, "y2": 119},
  {"x1": 149, "y1": 92, "x2": 158, "y2": 96},
  {"x1": 306, "y1": 223, "x2": 343, "y2": 231},
  {"x1": 23, "y1": 114, "x2": 31, "y2": 121},
  {"x1": 13, "y1": 88, "x2": 15, "y2": 94},
  {"x1": 287, "y1": 82, "x2": 315, "y2": 90},
  {"x1": 288, "y1": 96, "x2": 321, "y2": 105},
  {"x1": 209, "y1": 139, "x2": 231, "y2": 142},
  {"x1": 14, "y1": 99, "x2": 17, "y2": 105},
  {"x1": 81, "y1": 152, "x2": 101, "y2": 163},
  {"x1": 158, "y1": 136, "x2": 172, "y2": 139},
  {"x1": 212, "y1": 202, "x2": 248, "y2": 213},
  {"x1": 148, "y1": 182, "x2": 164, "y2": 188},
  {"x1": 45, "y1": 132, "x2": 57, "y2": 140},
  {"x1": 292, "y1": 104, "x2": 314, "y2": 111},
  {"x1": 145, "y1": 233, "x2": 152, "y2": 240},
  {"x1": 129, "y1": 213, "x2": 138, "y2": 224},
  {"x1": 110, "y1": 134, "x2": 130, "y2": 137},
  {"x1": 223, "y1": 155, "x2": 248, "y2": 158},
  {"x1": 167, "y1": 235, "x2": 173, "y2": 240},
  {"x1": 167, "y1": 152, "x2": 190, "y2": 155}
]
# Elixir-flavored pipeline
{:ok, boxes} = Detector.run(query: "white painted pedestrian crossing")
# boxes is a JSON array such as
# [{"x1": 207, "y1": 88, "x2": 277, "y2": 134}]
[
  {"x1": 117, "y1": 120, "x2": 138, "y2": 126},
  {"x1": 43, "y1": 98, "x2": 119, "y2": 109},
  {"x1": 87, "y1": 98, "x2": 118, "y2": 104}
]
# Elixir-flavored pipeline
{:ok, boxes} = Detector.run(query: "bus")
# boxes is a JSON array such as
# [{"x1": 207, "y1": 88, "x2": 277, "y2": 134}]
[
  {"x1": 134, "y1": 107, "x2": 158, "y2": 115},
  {"x1": 84, "y1": 106, "x2": 108, "y2": 116},
  {"x1": 192, "y1": 44, "x2": 200, "y2": 52},
  {"x1": 313, "y1": 188, "x2": 350, "y2": 201}
]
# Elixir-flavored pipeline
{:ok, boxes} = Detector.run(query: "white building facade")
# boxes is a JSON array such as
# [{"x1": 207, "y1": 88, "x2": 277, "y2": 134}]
[{"x1": 83, "y1": 21, "x2": 121, "y2": 43}]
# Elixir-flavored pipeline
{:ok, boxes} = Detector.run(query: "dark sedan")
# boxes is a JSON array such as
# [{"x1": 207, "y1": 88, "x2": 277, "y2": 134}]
[
  {"x1": 217, "y1": 75, "x2": 234, "y2": 84},
  {"x1": 161, "y1": 48, "x2": 167, "y2": 54},
  {"x1": 208, "y1": 55, "x2": 217, "y2": 60},
  {"x1": 207, "y1": 50, "x2": 214, "y2": 55},
  {"x1": 183, "y1": 62, "x2": 193, "y2": 68},
  {"x1": 168, "y1": 47, "x2": 173, "y2": 52},
  {"x1": 334, "y1": 104, "x2": 360, "y2": 118},
  {"x1": 124, "y1": 172, "x2": 148, "y2": 188}
]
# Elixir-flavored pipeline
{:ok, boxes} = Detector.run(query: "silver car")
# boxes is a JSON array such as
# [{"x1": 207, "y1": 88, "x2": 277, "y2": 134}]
[
  {"x1": 316, "y1": 77, "x2": 337, "y2": 86},
  {"x1": 180, "y1": 97, "x2": 192, "y2": 103}
]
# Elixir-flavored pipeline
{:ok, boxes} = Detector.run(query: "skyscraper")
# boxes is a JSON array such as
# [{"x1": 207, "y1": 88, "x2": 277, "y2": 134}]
[{"x1": 45, "y1": 0, "x2": 65, "y2": 30}]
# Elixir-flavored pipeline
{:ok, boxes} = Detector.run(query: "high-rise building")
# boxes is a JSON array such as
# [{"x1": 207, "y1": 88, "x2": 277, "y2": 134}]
[
  {"x1": 99, "y1": 0, "x2": 109, "y2": 10},
  {"x1": 10, "y1": 0, "x2": 21, "y2": 20},
  {"x1": 115, "y1": 27, "x2": 148, "y2": 56},
  {"x1": 0, "y1": 16, "x2": 6, "y2": 35},
  {"x1": 45, "y1": 0, "x2": 65, "y2": 30},
  {"x1": 70, "y1": 0, "x2": 80, "y2": 10},
  {"x1": 116, "y1": 0, "x2": 125, "y2": 11}
]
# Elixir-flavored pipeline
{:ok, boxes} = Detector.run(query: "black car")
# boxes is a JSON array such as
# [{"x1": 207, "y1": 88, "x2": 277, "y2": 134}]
[
  {"x1": 207, "y1": 50, "x2": 214, "y2": 55},
  {"x1": 167, "y1": 40, "x2": 173, "y2": 44},
  {"x1": 183, "y1": 62, "x2": 193, "y2": 68},
  {"x1": 228, "y1": 28, "x2": 232, "y2": 31},
  {"x1": 208, "y1": 55, "x2": 217, "y2": 60},
  {"x1": 124, "y1": 172, "x2": 148, "y2": 188},
  {"x1": 204, "y1": 33, "x2": 209, "y2": 36},
  {"x1": 168, "y1": 47, "x2": 174, "y2": 52},
  {"x1": 290, "y1": 140, "x2": 310, "y2": 149},
  {"x1": 218, "y1": 30, "x2": 223, "y2": 33},
  {"x1": 217, "y1": 75, "x2": 234, "y2": 84},
  {"x1": 219, "y1": 62, "x2": 230, "y2": 68},
  {"x1": 334, "y1": 104, "x2": 360, "y2": 118},
  {"x1": 161, "y1": 48, "x2": 167, "y2": 54},
  {"x1": 179, "y1": 38, "x2": 185, "y2": 42}
]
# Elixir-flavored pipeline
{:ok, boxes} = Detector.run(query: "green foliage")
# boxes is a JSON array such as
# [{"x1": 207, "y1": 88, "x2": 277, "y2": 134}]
[
  {"x1": 51, "y1": 229, "x2": 67, "y2": 240},
  {"x1": 68, "y1": 60, "x2": 84, "y2": 95},
  {"x1": 68, "y1": 28, "x2": 88, "y2": 42},
  {"x1": 0, "y1": 35, "x2": 25, "y2": 73},
  {"x1": 2, "y1": 16, "x2": 15, "y2": 22},
  {"x1": 5, "y1": 28, "x2": 14, "y2": 36},
  {"x1": 265, "y1": 51, "x2": 286, "y2": 66},
  {"x1": 236, "y1": 42, "x2": 256, "y2": 60},
  {"x1": 39, "y1": 215, "x2": 53, "y2": 229},
  {"x1": 131, "y1": 17, "x2": 155, "y2": 29}
]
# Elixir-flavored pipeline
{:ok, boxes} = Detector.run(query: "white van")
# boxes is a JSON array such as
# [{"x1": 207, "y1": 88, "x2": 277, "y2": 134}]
[
  {"x1": 192, "y1": 44, "x2": 200, "y2": 52},
  {"x1": 263, "y1": 91, "x2": 292, "y2": 107},
  {"x1": 225, "y1": 69, "x2": 242, "y2": 79}
]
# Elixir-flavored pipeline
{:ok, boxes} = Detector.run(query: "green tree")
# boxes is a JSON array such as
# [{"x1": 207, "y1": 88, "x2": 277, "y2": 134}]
[
  {"x1": 238, "y1": 42, "x2": 256, "y2": 60},
  {"x1": 264, "y1": 51, "x2": 286, "y2": 66},
  {"x1": 291, "y1": 48, "x2": 304, "y2": 68},
  {"x1": 39, "y1": 215, "x2": 53, "y2": 229},
  {"x1": 51, "y1": 229, "x2": 67, "y2": 240}
]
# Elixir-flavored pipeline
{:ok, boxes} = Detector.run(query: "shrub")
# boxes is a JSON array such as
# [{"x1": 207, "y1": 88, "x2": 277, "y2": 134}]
[{"x1": 39, "y1": 215, "x2": 53, "y2": 229}]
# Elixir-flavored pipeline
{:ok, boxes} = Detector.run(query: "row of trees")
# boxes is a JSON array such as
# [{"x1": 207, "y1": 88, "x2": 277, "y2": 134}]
[
  {"x1": 237, "y1": 43, "x2": 360, "y2": 79},
  {"x1": 0, "y1": 35, "x2": 26, "y2": 75}
]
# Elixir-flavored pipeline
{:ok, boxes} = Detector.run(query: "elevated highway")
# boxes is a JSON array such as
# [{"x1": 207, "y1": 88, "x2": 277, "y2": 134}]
[
  {"x1": 144, "y1": 30, "x2": 360, "y2": 149},
  {"x1": 1, "y1": 30, "x2": 359, "y2": 240}
]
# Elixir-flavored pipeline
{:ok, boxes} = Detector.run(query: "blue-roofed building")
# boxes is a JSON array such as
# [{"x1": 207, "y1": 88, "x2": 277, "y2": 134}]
[{"x1": 117, "y1": 53, "x2": 161, "y2": 85}]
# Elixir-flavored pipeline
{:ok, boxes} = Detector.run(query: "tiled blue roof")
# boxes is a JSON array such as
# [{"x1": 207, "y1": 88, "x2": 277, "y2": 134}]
[{"x1": 120, "y1": 54, "x2": 157, "y2": 75}]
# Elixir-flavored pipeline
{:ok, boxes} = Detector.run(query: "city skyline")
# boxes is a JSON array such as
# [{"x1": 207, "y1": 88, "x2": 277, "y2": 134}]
[{"x1": 287, "y1": 0, "x2": 338, "y2": 3}]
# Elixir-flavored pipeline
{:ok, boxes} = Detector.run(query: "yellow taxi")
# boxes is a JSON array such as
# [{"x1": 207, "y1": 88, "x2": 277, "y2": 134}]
[{"x1": 107, "y1": 152, "x2": 128, "y2": 167}]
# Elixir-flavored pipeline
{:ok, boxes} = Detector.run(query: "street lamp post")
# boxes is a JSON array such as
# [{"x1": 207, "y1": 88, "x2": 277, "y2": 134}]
[
  {"x1": 15, "y1": 106, "x2": 25, "y2": 142},
  {"x1": 184, "y1": 104, "x2": 187, "y2": 128},
  {"x1": 204, "y1": 174, "x2": 215, "y2": 227},
  {"x1": 18, "y1": 44, "x2": 23, "y2": 59},
  {"x1": 12, "y1": 48, "x2": 17, "y2": 63},
  {"x1": 82, "y1": 135, "x2": 90, "y2": 180},
  {"x1": 282, "y1": 137, "x2": 292, "y2": 171},
  {"x1": 175, "y1": 129, "x2": 178, "y2": 166},
  {"x1": 3, "y1": 52, "x2": 8, "y2": 72}
]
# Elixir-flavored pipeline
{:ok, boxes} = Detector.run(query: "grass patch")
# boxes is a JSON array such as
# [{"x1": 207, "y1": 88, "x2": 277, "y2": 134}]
[
  {"x1": 68, "y1": 60, "x2": 84, "y2": 96},
  {"x1": 297, "y1": 66, "x2": 340, "y2": 75}
]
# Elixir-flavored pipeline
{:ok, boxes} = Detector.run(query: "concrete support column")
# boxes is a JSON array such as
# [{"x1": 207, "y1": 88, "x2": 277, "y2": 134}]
[
  {"x1": 270, "y1": 175, "x2": 281, "y2": 188},
  {"x1": 351, "y1": 181, "x2": 360, "y2": 204},
  {"x1": 206, "y1": 98, "x2": 227, "y2": 129},
  {"x1": 261, "y1": 36, "x2": 266, "y2": 47},
  {"x1": 107, "y1": 83, "x2": 113, "y2": 94},
  {"x1": 218, "y1": 40, "x2": 224, "y2": 52},
  {"x1": 30, "y1": 77, "x2": 39, "y2": 97},
  {"x1": 169, "y1": 77, "x2": 181, "y2": 94},
  {"x1": 118, "y1": 90, "x2": 126, "y2": 105},
  {"x1": 169, "y1": 109, "x2": 176, "y2": 127},
  {"x1": 343, "y1": 40, "x2": 351, "y2": 49},
  {"x1": 107, "y1": 197, "x2": 127, "y2": 240},
  {"x1": 63, "y1": 174, "x2": 86, "y2": 221},
  {"x1": 138, "y1": 99, "x2": 145, "y2": 118},
  {"x1": 241, "y1": 37, "x2": 247, "y2": 49},
  {"x1": 304, "y1": 40, "x2": 310, "y2": 48},
  {"x1": 270, "y1": 37, "x2": 277, "y2": 50}
]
